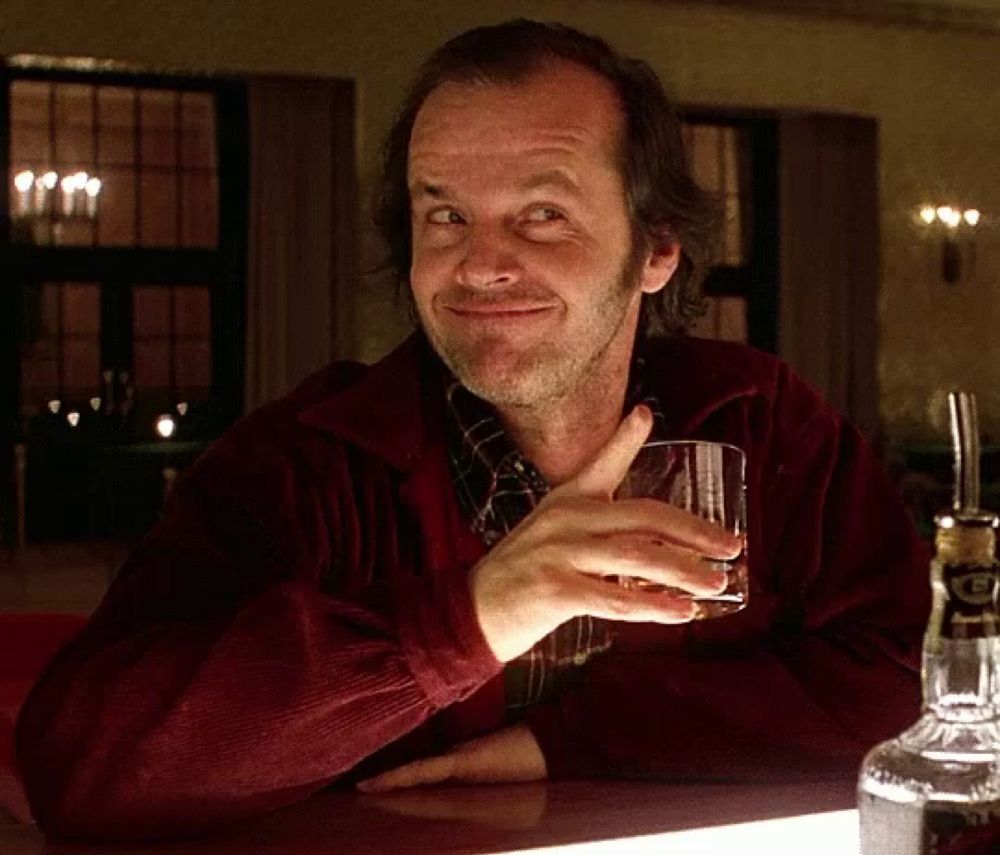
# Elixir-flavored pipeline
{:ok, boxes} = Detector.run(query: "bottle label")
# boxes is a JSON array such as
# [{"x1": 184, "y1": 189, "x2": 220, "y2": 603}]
[
  {"x1": 937, "y1": 563, "x2": 999, "y2": 640},
  {"x1": 924, "y1": 801, "x2": 1000, "y2": 853}
]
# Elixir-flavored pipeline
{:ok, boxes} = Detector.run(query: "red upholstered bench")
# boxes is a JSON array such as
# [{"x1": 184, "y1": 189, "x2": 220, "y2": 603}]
[{"x1": 0, "y1": 612, "x2": 88, "y2": 824}]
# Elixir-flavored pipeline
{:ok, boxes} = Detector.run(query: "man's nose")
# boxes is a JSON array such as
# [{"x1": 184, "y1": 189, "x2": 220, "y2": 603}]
[{"x1": 456, "y1": 224, "x2": 521, "y2": 288}]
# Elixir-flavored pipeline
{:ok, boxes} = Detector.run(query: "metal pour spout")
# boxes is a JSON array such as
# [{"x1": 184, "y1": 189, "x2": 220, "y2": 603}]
[{"x1": 948, "y1": 391, "x2": 980, "y2": 513}]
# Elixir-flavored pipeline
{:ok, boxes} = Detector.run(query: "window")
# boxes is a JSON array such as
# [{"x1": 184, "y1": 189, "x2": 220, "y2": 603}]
[
  {"x1": 679, "y1": 115, "x2": 778, "y2": 352},
  {"x1": 10, "y1": 81, "x2": 218, "y2": 248},
  {"x1": 1, "y1": 65, "x2": 247, "y2": 541}
]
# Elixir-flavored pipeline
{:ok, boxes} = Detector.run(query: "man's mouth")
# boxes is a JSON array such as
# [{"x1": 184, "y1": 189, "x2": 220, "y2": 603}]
[{"x1": 445, "y1": 304, "x2": 555, "y2": 317}]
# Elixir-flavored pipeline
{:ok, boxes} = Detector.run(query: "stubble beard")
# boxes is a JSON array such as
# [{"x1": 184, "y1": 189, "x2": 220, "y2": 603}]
[{"x1": 421, "y1": 250, "x2": 646, "y2": 410}]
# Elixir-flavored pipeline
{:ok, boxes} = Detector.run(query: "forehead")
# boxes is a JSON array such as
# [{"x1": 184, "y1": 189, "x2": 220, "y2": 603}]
[{"x1": 408, "y1": 60, "x2": 624, "y2": 179}]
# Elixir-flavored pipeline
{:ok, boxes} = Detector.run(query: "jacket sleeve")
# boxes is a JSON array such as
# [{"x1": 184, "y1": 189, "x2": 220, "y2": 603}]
[
  {"x1": 522, "y1": 375, "x2": 931, "y2": 783},
  {"x1": 15, "y1": 435, "x2": 500, "y2": 840}
]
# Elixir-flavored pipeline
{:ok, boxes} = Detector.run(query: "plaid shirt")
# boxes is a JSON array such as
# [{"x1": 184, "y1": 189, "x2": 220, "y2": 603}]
[{"x1": 444, "y1": 355, "x2": 668, "y2": 711}]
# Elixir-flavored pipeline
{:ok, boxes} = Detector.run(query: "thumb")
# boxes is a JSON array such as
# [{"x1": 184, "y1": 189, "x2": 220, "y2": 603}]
[{"x1": 567, "y1": 405, "x2": 653, "y2": 498}]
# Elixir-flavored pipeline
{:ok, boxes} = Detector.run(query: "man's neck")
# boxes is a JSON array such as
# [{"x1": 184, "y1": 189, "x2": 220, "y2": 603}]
[{"x1": 495, "y1": 357, "x2": 632, "y2": 487}]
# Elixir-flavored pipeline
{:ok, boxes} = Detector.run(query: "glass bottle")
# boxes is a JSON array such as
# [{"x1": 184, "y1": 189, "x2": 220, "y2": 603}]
[{"x1": 858, "y1": 392, "x2": 1000, "y2": 853}]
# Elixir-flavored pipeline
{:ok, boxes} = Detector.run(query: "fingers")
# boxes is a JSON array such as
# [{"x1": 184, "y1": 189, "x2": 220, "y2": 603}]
[
  {"x1": 611, "y1": 500, "x2": 743, "y2": 560},
  {"x1": 541, "y1": 535, "x2": 727, "y2": 596},
  {"x1": 571, "y1": 573, "x2": 698, "y2": 624},
  {"x1": 532, "y1": 494, "x2": 742, "y2": 560},
  {"x1": 357, "y1": 755, "x2": 456, "y2": 793},
  {"x1": 569, "y1": 405, "x2": 652, "y2": 498}
]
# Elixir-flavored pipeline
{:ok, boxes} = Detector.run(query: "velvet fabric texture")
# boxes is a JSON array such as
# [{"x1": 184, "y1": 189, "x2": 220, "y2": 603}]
[{"x1": 16, "y1": 333, "x2": 930, "y2": 840}]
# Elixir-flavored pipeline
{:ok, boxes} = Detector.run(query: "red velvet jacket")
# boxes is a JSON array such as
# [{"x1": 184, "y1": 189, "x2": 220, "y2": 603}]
[{"x1": 17, "y1": 333, "x2": 930, "y2": 840}]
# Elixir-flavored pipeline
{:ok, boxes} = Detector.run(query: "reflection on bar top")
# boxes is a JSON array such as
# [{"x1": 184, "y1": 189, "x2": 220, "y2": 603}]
[{"x1": 499, "y1": 809, "x2": 858, "y2": 855}]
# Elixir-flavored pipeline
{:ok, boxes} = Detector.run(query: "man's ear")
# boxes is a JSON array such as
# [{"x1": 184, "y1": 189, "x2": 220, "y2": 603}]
[{"x1": 639, "y1": 240, "x2": 681, "y2": 295}]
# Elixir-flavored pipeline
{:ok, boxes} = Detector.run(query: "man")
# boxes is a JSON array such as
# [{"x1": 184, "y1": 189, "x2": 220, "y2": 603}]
[{"x1": 17, "y1": 20, "x2": 929, "y2": 840}]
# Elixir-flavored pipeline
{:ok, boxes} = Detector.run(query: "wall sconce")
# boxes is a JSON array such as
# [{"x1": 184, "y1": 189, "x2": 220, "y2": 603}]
[{"x1": 918, "y1": 204, "x2": 981, "y2": 284}]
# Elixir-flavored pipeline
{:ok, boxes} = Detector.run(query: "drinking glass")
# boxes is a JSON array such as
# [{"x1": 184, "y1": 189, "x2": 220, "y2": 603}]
[{"x1": 616, "y1": 440, "x2": 748, "y2": 620}]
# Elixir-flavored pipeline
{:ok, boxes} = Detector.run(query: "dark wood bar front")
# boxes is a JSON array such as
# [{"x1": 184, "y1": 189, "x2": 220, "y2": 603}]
[{"x1": 0, "y1": 778, "x2": 858, "y2": 854}]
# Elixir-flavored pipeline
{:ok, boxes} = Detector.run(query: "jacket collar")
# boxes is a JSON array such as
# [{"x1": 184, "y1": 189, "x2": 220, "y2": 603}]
[
  {"x1": 298, "y1": 333, "x2": 437, "y2": 472},
  {"x1": 298, "y1": 332, "x2": 761, "y2": 472},
  {"x1": 642, "y1": 336, "x2": 762, "y2": 438}
]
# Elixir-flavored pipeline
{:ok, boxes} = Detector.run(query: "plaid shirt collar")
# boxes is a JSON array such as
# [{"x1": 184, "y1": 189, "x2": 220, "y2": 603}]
[{"x1": 445, "y1": 351, "x2": 669, "y2": 532}]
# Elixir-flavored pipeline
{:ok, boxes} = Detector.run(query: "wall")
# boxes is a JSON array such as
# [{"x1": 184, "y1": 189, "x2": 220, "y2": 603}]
[{"x1": 2, "y1": 0, "x2": 999, "y2": 441}]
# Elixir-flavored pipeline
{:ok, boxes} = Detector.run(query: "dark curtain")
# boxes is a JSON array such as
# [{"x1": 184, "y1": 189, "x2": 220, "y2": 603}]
[
  {"x1": 779, "y1": 114, "x2": 880, "y2": 436},
  {"x1": 245, "y1": 77, "x2": 357, "y2": 411}
]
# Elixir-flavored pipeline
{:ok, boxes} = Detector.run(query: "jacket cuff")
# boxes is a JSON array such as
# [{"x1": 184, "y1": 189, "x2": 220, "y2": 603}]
[{"x1": 396, "y1": 569, "x2": 502, "y2": 709}]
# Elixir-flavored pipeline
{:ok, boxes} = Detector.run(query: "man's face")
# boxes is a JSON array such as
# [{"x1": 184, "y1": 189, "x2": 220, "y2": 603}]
[{"x1": 407, "y1": 60, "x2": 672, "y2": 409}]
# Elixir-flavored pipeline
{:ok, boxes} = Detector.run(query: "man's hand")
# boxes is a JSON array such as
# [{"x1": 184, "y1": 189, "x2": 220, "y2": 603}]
[
  {"x1": 470, "y1": 405, "x2": 743, "y2": 663},
  {"x1": 356, "y1": 724, "x2": 546, "y2": 792}
]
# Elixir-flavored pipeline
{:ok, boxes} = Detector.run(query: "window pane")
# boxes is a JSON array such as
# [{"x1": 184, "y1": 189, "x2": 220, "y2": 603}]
[
  {"x1": 173, "y1": 287, "x2": 211, "y2": 338},
  {"x1": 97, "y1": 86, "x2": 136, "y2": 166},
  {"x1": 687, "y1": 124, "x2": 722, "y2": 190},
  {"x1": 180, "y1": 171, "x2": 218, "y2": 247},
  {"x1": 96, "y1": 166, "x2": 137, "y2": 245},
  {"x1": 133, "y1": 340, "x2": 171, "y2": 388},
  {"x1": 63, "y1": 339, "x2": 100, "y2": 393},
  {"x1": 139, "y1": 169, "x2": 177, "y2": 246},
  {"x1": 722, "y1": 194, "x2": 742, "y2": 267},
  {"x1": 20, "y1": 358, "x2": 59, "y2": 417},
  {"x1": 720, "y1": 128, "x2": 744, "y2": 266},
  {"x1": 62, "y1": 283, "x2": 100, "y2": 334},
  {"x1": 133, "y1": 285, "x2": 212, "y2": 396},
  {"x1": 53, "y1": 218, "x2": 95, "y2": 247},
  {"x1": 19, "y1": 282, "x2": 101, "y2": 414},
  {"x1": 139, "y1": 89, "x2": 177, "y2": 168},
  {"x1": 175, "y1": 340, "x2": 212, "y2": 391},
  {"x1": 11, "y1": 80, "x2": 52, "y2": 166},
  {"x1": 133, "y1": 286, "x2": 171, "y2": 336},
  {"x1": 180, "y1": 92, "x2": 216, "y2": 169},
  {"x1": 683, "y1": 122, "x2": 751, "y2": 267},
  {"x1": 54, "y1": 83, "x2": 94, "y2": 167}
]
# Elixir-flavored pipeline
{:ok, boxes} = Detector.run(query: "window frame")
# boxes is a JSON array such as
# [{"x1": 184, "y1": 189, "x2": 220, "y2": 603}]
[{"x1": 679, "y1": 108, "x2": 780, "y2": 354}]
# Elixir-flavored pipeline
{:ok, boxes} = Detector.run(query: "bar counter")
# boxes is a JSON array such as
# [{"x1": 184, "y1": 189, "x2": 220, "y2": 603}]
[{"x1": 1, "y1": 778, "x2": 858, "y2": 854}]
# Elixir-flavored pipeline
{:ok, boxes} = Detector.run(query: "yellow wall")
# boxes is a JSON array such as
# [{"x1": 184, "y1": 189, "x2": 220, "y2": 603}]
[{"x1": 3, "y1": 0, "x2": 999, "y2": 441}]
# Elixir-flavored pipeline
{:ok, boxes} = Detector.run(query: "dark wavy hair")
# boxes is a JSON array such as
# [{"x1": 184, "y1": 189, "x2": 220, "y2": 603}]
[{"x1": 373, "y1": 19, "x2": 719, "y2": 336}]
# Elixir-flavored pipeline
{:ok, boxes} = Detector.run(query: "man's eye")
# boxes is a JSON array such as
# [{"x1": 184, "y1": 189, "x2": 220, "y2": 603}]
[
  {"x1": 427, "y1": 209, "x2": 465, "y2": 225},
  {"x1": 525, "y1": 207, "x2": 565, "y2": 223}
]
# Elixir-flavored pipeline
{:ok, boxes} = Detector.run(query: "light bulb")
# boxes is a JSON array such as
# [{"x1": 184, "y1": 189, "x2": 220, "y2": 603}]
[
  {"x1": 84, "y1": 177, "x2": 102, "y2": 197},
  {"x1": 14, "y1": 170, "x2": 34, "y2": 192},
  {"x1": 156, "y1": 414, "x2": 177, "y2": 439},
  {"x1": 41, "y1": 171, "x2": 58, "y2": 189},
  {"x1": 963, "y1": 209, "x2": 981, "y2": 227},
  {"x1": 937, "y1": 207, "x2": 961, "y2": 229},
  {"x1": 919, "y1": 206, "x2": 936, "y2": 224}
]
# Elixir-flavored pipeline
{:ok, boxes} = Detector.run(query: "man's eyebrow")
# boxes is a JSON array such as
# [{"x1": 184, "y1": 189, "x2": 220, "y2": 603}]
[
  {"x1": 410, "y1": 180, "x2": 447, "y2": 200},
  {"x1": 409, "y1": 171, "x2": 583, "y2": 201},
  {"x1": 519, "y1": 170, "x2": 582, "y2": 195}
]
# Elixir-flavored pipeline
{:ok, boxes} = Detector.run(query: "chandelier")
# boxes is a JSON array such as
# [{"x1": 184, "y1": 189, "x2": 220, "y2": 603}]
[{"x1": 11, "y1": 168, "x2": 103, "y2": 244}]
